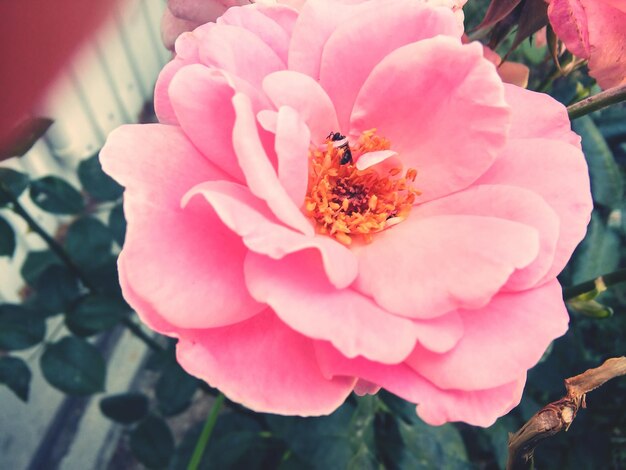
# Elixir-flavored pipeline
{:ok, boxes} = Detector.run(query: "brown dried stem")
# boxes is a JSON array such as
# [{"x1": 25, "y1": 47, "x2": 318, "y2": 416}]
[{"x1": 506, "y1": 357, "x2": 626, "y2": 470}]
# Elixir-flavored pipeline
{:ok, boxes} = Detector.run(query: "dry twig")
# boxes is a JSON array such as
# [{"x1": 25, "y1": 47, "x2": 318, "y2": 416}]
[{"x1": 506, "y1": 357, "x2": 626, "y2": 470}]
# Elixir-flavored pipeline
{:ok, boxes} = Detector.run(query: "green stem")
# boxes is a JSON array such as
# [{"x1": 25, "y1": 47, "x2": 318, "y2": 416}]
[
  {"x1": 188, "y1": 393, "x2": 225, "y2": 470},
  {"x1": 563, "y1": 268, "x2": 626, "y2": 300},
  {"x1": 567, "y1": 83, "x2": 626, "y2": 120}
]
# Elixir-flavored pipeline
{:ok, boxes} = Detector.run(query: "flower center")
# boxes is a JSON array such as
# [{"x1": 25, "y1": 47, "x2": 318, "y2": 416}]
[{"x1": 305, "y1": 129, "x2": 420, "y2": 245}]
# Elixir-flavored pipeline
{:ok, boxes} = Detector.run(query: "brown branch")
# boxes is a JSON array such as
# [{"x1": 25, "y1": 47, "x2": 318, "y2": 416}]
[{"x1": 506, "y1": 357, "x2": 626, "y2": 470}]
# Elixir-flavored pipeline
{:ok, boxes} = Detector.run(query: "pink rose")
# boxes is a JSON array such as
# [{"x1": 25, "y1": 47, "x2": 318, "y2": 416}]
[
  {"x1": 102, "y1": 0, "x2": 592, "y2": 426},
  {"x1": 547, "y1": 0, "x2": 626, "y2": 89}
]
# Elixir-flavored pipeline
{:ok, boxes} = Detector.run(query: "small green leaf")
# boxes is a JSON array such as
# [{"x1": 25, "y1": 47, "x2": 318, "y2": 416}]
[
  {"x1": 156, "y1": 361, "x2": 199, "y2": 416},
  {"x1": 567, "y1": 298, "x2": 614, "y2": 318},
  {"x1": 100, "y1": 393, "x2": 149, "y2": 424},
  {"x1": 0, "y1": 304, "x2": 46, "y2": 351},
  {"x1": 573, "y1": 212, "x2": 621, "y2": 284},
  {"x1": 0, "y1": 118, "x2": 53, "y2": 159},
  {"x1": 0, "y1": 356, "x2": 32, "y2": 401},
  {"x1": 78, "y1": 154, "x2": 123, "y2": 202},
  {"x1": 0, "y1": 168, "x2": 30, "y2": 205},
  {"x1": 108, "y1": 203, "x2": 126, "y2": 245},
  {"x1": 66, "y1": 294, "x2": 130, "y2": 336},
  {"x1": 40, "y1": 336, "x2": 106, "y2": 395},
  {"x1": 29, "y1": 176, "x2": 84, "y2": 214},
  {"x1": 32, "y1": 265, "x2": 81, "y2": 314},
  {"x1": 129, "y1": 415, "x2": 175, "y2": 469},
  {"x1": 0, "y1": 216, "x2": 16, "y2": 257},
  {"x1": 64, "y1": 216, "x2": 113, "y2": 270},
  {"x1": 20, "y1": 250, "x2": 61, "y2": 285}
]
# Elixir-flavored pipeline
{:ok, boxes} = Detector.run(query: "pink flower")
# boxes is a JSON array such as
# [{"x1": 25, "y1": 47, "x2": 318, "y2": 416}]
[
  {"x1": 547, "y1": 0, "x2": 626, "y2": 89},
  {"x1": 101, "y1": 0, "x2": 592, "y2": 426}
]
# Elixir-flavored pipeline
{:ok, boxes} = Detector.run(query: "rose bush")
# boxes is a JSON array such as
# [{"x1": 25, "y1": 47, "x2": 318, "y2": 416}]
[
  {"x1": 547, "y1": 0, "x2": 626, "y2": 89},
  {"x1": 101, "y1": 0, "x2": 592, "y2": 426}
]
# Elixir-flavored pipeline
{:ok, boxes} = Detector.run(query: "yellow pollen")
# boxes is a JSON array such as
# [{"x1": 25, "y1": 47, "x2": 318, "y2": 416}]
[{"x1": 305, "y1": 129, "x2": 420, "y2": 245}]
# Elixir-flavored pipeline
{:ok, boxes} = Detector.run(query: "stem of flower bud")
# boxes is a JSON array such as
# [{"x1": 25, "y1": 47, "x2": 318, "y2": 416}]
[
  {"x1": 567, "y1": 83, "x2": 626, "y2": 120},
  {"x1": 188, "y1": 393, "x2": 225, "y2": 470}
]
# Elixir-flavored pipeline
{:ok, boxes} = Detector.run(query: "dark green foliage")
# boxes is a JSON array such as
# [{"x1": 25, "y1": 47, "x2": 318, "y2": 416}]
[
  {"x1": 64, "y1": 216, "x2": 114, "y2": 271},
  {"x1": 40, "y1": 336, "x2": 106, "y2": 395},
  {"x1": 0, "y1": 215, "x2": 16, "y2": 256},
  {"x1": 0, "y1": 304, "x2": 46, "y2": 351},
  {"x1": 29, "y1": 176, "x2": 84, "y2": 214},
  {"x1": 100, "y1": 393, "x2": 149, "y2": 424},
  {"x1": 0, "y1": 356, "x2": 32, "y2": 401},
  {"x1": 20, "y1": 249, "x2": 61, "y2": 285},
  {"x1": 129, "y1": 415, "x2": 175, "y2": 469},
  {"x1": 31, "y1": 265, "x2": 81, "y2": 314},
  {"x1": 66, "y1": 294, "x2": 130, "y2": 336},
  {"x1": 155, "y1": 361, "x2": 200, "y2": 416},
  {"x1": 78, "y1": 153, "x2": 123, "y2": 202},
  {"x1": 109, "y1": 203, "x2": 126, "y2": 245},
  {"x1": 0, "y1": 168, "x2": 30, "y2": 205}
]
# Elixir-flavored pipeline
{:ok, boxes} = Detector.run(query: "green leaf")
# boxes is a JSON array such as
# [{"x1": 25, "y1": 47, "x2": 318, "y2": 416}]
[
  {"x1": 129, "y1": 415, "x2": 175, "y2": 469},
  {"x1": 0, "y1": 304, "x2": 46, "y2": 351},
  {"x1": 66, "y1": 294, "x2": 130, "y2": 336},
  {"x1": 573, "y1": 116, "x2": 624, "y2": 208},
  {"x1": 64, "y1": 216, "x2": 113, "y2": 270},
  {"x1": 155, "y1": 361, "x2": 199, "y2": 416},
  {"x1": 0, "y1": 117, "x2": 53, "y2": 159},
  {"x1": 40, "y1": 336, "x2": 106, "y2": 395},
  {"x1": 100, "y1": 393, "x2": 149, "y2": 424},
  {"x1": 347, "y1": 444, "x2": 380, "y2": 470},
  {"x1": 0, "y1": 215, "x2": 16, "y2": 257},
  {"x1": 0, "y1": 356, "x2": 32, "y2": 401},
  {"x1": 572, "y1": 212, "x2": 621, "y2": 284},
  {"x1": 78, "y1": 154, "x2": 123, "y2": 202},
  {"x1": 32, "y1": 265, "x2": 81, "y2": 314},
  {"x1": 20, "y1": 250, "x2": 61, "y2": 285},
  {"x1": 108, "y1": 203, "x2": 126, "y2": 245},
  {"x1": 0, "y1": 168, "x2": 30, "y2": 205},
  {"x1": 29, "y1": 176, "x2": 84, "y2": 214}
]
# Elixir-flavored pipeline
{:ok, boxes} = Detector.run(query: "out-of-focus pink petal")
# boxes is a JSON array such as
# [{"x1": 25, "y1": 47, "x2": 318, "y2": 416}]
[
  {"x1": 353, "y1": 380, "x2": 381, "y2": 396},
  {"x1": 504, "y1": 84, "x2": 581, "y2": 147},
  {"x1": 161, "y1": 7, "x2": 198, "y2": 51},
  {"x1": 412, "y1": 184, "x2": 559, "y2": 291},
  {"x1": 168, "y1": 0, "x2": 232, "y2": 23},
  {"x1": 476, "y1": 138, "x2": 592, "y2": 284},
  {"x1": 354, "y1": 215, "x2": 539, "y2": 319},
  {"x1": 178, "y1": 310, "x2": 356, "y2": 416},
  {"x1": 547, "y1": 0, "x2": 590, "y2": 58},
  {"x1": 406, "y1": 280, "x2": 569, "y2": 390},
  {"x1": 320, "y1": 0, "x2": 461, "y2": 130},
  {"x1": 100, "y1": 124, "x2": 264, "y2": 328},
  {"x1": 263, "y1": 70, "x2": 340, "y2": 143},
  {"x1": 183, "y1": 180, "x2": 358, "y2": 288},
  {"x1": 351, "y1": 37, "x2": 510, "y2": 203},
  {"x1": 246, "y1": 250, "x2": 437, "y2": 364},
  {"x1": 585, "y1": 0, "x2": 626, "y2": 88},
  {"x1": 315, "y1": 344, "x2": 525, "y2": 426},
  {"x1": 232, "y1": 93, "x2": 314, "y2": 235},
  {"x1": 275, "y1": 105, "x2": 310, "y2": 206}
]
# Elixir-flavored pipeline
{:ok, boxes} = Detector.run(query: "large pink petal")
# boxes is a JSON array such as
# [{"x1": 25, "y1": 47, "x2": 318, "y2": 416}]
[
  {"x1": 351, "y1": 37, "x2": 510, "y2": 202},
  {"x1": 315, "y1": 344, "x2": 525, "y2": 426},
  {"x1": 353, "y1": 215, "x2": 539, "y2": 318},
  {"x1": 505, "y1": 84, "x2": 581, "y2": 147},
  {"x1": 475, "y1": 138, "x2": 592, "y2": 284},
  {"x1": 547, "y1": 0, "x2": 590, "y2": 58},
  {"x1": 232, "y1": 93, "x2": 314, "y2": 235},
  {"x1": 275, "y1": 105, "x2": 310, "y2": 206},
  {"x1": 406, "y1": 280, "x2": 569, "y2": 390},
  {"x1": 183, "y1": 180, "x2": 358, "y2": 288},
  {"x1": 177, "y1": 310, "x2": 356, "y2": 416},
  {"x1": 100, "y1": 124, "x2": 264, "y2": 328},
  {"x1": 354, "y1": 215, "x2": 539, "y2": 319},
  {"x1": 412, "y1": 184, "x2": 559, "y2": 291},
  {"x1": 245, "y1": 251, "x2": 461, "y2": 363},
  {"x1": 320, "y1": 0, "x2": 461, "y2": 130},
  {"x1": 263, "y1": 70, "x2": 340, "y2": 143},
  {"x1": 154, "y1": 58, "x2": 187, "y2": 125}
]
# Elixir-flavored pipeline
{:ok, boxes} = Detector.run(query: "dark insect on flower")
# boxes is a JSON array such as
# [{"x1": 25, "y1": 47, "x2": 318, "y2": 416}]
[{"x1": 327, "y1": 131, "x2": 353, "y2": 165}]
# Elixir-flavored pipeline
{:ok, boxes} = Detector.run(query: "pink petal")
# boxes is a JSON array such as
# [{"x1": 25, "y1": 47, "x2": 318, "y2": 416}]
[
  {"x1": 154, "y1": 58, "x2": 187, "y2": 125},
  {"x1": 354, "y1": 215, "x2": 539, "y2": 319},
  {"x1": 275, "y1": 105, "x2": 310, "y2": 206},
  {"x1": 475, "y1": 138, "x2": 592, "y2": 284},
  {"x1": 504, "y1": 84, "x2": 581, "y2": 147},
  {"x1": 547, "y1": 0, "x2": 590, "y2": 58},
  {"x1": 218, "y1": 4, "x2": 293, "y2": 63},
  {"x1": 100, "y1": 124, "x2": 264, "y2": 329},
  {"x1": 232, "y1": 93, "x2": 314, "y2": 235},
  {"x1": 320, "y1": 0, "x2": 461, "y2": 130},
  {"x1": 315, "y1": 344, "x2": 526, "y2": 426},
  {"x1": 177, "y1": 310, "x2": 356, "y2": 416},
  {"x1": 406, "y1": 280, "x2": 569, "y2": 390},
  {"x1": 412, "y1": 184, "x2": 560, "y2": 291},
  {"x1": 355, "y1": 150, "x2": 399, "y2": 171},
  {"x1": 168, "y1": 0, "x2": 230, "y2": 23},
  {"x1": 245, "y1": 250, "x2": 424, "y2": 364},
  {"x1": 183, "y1": 180, "x2": 358, "y2": 288},
  {"x1": 263, "y1": 70, "x2": 340, "y2": 143},
  {"x1": 351, "y1": 37, "x2": 510, "y2": 203}
]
